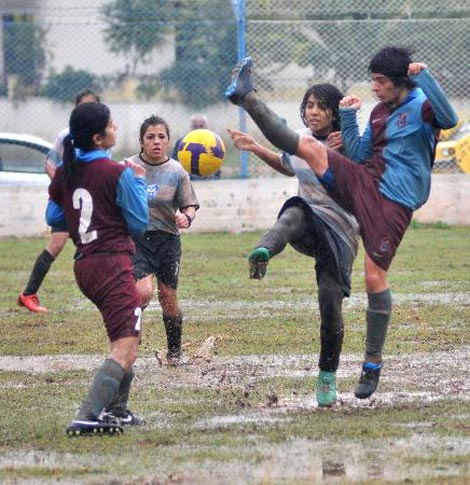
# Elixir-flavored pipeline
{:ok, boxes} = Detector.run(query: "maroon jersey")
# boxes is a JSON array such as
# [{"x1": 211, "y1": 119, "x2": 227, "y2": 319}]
[{"x1": 49, "y1": 159, "x2": 135, "y2": 257}]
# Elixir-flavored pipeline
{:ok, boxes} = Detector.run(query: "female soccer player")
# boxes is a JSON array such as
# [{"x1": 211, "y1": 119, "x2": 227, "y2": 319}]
[
  {"x1": 228, "y1": 83, "x2": 359, "y2": 407},
  {"x1": 46, "y1": 102, "x2": 149, "y2": 435},
  {"x1": 226, "y1": 47, "x2": 458, "y2": 399},
  {"x1": 125, "y1": 115, "x2": 199, "y2": 366},
  {"x1": 18, "y1": 89, "x2": 101, "y2": 313}
]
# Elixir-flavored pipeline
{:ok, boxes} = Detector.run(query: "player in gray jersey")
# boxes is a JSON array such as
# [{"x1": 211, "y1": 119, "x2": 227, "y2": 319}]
[
  {"x1": 229, "y1": 83, "x2": 359, "y2": 407},
  {"x1": 125, "y1": 115, "x2": 199, "y2": 366}
]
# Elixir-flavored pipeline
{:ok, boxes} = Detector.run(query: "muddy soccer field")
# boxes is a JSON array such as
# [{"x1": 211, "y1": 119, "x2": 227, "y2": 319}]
[{"x1": 1, "y1": 226, "x2": 469, "y2": 484}]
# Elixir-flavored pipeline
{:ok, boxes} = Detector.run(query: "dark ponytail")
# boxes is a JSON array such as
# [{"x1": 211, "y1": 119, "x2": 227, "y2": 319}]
[
  {"x1": 64, "y1": 102, "x2": 111, "y2": 178},
  {"x1": 62, "y1": 133, "x2": 76, "y2": 177}
]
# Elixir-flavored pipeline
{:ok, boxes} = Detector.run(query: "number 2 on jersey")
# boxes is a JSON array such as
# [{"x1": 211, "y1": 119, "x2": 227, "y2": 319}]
[{"x1": 73, "y1": 188, "x2": 98, "y2": 244}]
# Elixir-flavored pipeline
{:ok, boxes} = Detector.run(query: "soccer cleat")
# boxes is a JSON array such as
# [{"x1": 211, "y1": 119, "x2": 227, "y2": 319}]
[
  {"x1": 354, "y1": 362, "x2": 383, "y2": 399},
  {"x1": 65, "y1": 419, "x2": 123, "y2": 437},
  {"x1": 316, "y1": 370, "x2": 337, "y2": 407},
  {"x1": 17, "y1": 292, "x2": 47, "y2": 313},
  {"x1": 166, "y1": 350, "x2": 190, "y2": 367},
  {"x1": 224, "y1": 56, "x2": 255, "y2": 105},
  {"x1": 102, "y1": 409, "x2": 145, "y2": 426},
  {"x1": 248, "y1": 247, "x2": 270, "y2": 279}
]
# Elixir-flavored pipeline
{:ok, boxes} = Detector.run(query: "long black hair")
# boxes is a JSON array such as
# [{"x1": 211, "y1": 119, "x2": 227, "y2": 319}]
[
  {"x1": 62, "y1": 102, "x2": 110, "y2": 177},
  {"x1": 300, "y1": 83, "x2": 344, "y2": 132},
  {"x1": 368, "y1": 45, "x2": 416, "y2": 89}
]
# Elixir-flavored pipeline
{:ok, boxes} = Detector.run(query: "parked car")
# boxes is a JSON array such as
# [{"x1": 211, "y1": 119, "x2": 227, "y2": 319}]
[
  {"x1": 0, "y1": 132, "x2": 52, "y2": 184},
  {"x1": 434, "y1": 121, "x2": 470, "y2": 173}
]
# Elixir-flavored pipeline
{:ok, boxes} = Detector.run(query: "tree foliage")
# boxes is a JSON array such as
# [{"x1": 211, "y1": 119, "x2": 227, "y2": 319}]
[
  {"x1": 99, "y1": 0, "x2": 468, "y2": 107},
  {"x1": 2, "y1": 14, "x2": 46, "y2": 98},
  {"x1": 157, "y1": 0, "x2": 237, "y2": 109},
  {"x1": 101, "y1": 0, "x2": 236, "y2": 109},
  {"x1": 100, "y1": 0, "x2": 171, "y2": 75},
  {"x1": 41, "y1": 66, "x2": 101, "y2": 103}
]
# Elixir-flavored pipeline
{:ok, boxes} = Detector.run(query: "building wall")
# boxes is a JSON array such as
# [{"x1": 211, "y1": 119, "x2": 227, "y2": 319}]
[{"x1": 1, "y1": 174, "x2": 469, "y2": 238}]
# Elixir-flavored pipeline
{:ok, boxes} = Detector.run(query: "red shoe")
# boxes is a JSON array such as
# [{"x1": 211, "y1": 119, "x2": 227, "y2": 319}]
[{"x1": 17, "y1": 293, "x2": 48, "y2": 313}]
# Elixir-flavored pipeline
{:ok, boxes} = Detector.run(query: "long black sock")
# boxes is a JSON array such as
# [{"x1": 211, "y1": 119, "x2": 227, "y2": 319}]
[
  {"x1": 77, "y1": 359, "x2": 124, "y2": 421},
  {"x1": 242, "y1": 96, "x2": 299, "y2": 155},
  {"x1": 163, "y1": 314, "x2": 183, "y2": 355},
  {"x1": 24, "y1": 250, "x2": 55, "y2": 295},
  {"x1": 318, "y1": 275, "x2": 345, "y2": 372},
  {"x1": 105, "y1": 367, "x2": 135, "y2": 416},
  {"x1": 258, "y1": 206, "x2": 306, "y2": 256}
]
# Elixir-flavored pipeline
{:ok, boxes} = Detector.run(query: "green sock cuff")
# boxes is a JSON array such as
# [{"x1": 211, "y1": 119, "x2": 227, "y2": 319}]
[
  {"x1": 102, "y1": 358, "x2": 125, "y2": 381},
  {"x1": 249, "y1": 247, "x2": 271, "y2": 262},
  {"x1": 318, "y1": 370, "x2": 336, "y2": 380},
  {"x1": 367, "y1": 288, "x2": 392, "y2": 311}
]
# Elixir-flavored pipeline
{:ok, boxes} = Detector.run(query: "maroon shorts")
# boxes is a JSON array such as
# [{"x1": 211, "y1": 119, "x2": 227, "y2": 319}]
[
  {"x1": 74, "y1": 253, "x2": 142, "y2": 342},
  {"x1": 326, "y1": 150, "x2": 412, "y2": 270}
]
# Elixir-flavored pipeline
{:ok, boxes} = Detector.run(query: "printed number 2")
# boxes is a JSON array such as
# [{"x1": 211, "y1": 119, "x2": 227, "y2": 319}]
[
  {"x1": 134, "y1": 307, "x2": 142, "y2": 331},
  {"x1": 72, "y1": 188, "x2": 98, "y2": 244}
]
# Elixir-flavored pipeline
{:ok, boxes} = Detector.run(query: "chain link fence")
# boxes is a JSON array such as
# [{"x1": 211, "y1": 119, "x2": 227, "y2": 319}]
[{"x1": 0, "y1": 0, "x2": 468, "y2": 177}]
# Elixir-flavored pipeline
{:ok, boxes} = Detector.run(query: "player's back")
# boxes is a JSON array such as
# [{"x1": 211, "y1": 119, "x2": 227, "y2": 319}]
[{"x1": 51, "y1": 158, "x2": 135, "y2": 257}]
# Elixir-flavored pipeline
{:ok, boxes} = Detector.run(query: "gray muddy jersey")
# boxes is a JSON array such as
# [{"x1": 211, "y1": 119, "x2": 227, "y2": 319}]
[
  {"x1": 127, "y1": 154, "x2": 199, "y2": 235},
  {"x1": 281, "y1": 127, "x2": 360, "y2": 259}
]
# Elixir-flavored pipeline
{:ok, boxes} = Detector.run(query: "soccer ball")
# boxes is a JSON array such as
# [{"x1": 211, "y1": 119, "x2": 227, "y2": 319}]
[{"x1": 177, "y1": 129, "x2": 225, "y2": 177}]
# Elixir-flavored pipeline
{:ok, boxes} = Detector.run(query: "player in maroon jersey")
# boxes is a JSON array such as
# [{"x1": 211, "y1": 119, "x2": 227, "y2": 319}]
[
  {"x1": 18, "y1": 88, "x2": 101, "y2": 313},
  {"x1": 47, "y1": 102, "x2": 149, "y2": 436}
]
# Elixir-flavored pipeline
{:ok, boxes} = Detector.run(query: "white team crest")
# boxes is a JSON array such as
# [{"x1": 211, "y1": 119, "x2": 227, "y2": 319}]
[{"x1": 147, "y1": 184, "x2": 159, "y2": 199}]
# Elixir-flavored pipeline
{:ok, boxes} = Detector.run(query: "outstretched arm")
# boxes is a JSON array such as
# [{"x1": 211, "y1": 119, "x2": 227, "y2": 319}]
[{"x1": 228, "y1": 128, "x2": 292, "y2": 176}]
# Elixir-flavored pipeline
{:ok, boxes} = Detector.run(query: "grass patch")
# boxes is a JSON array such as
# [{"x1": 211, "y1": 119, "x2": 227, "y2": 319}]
[{"x1": 1, "y1": 225, "x2": 470, "y2": 483}]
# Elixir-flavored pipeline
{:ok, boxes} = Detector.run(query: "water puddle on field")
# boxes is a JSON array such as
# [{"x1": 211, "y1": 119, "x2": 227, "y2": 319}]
[
  {"x1": 140, "y1": 291, "x2": 470, "y2": 321},
  {"x1": 1, "y1": 435, "x2": 467, "y2": 485},
  {"x1": 1, "y1": 346, "x2": 470, "y2": 483}
]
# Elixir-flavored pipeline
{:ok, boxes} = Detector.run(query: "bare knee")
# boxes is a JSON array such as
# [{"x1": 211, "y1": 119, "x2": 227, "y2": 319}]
[
  {"x1": 47, "y1": 232, "x2": 68, "y2": 257},
  {"x1": 298, "y1": 136, "x2": 329, "y2": 176},
  {"x1": 364, "y1": 271, "x2": 387, "y2": 293},
  {"x1": 364, "y1": 255, "x2": 388, "y2": 293},
  {"x1": 136, "y1": 276, "x2": 154, "y2": 307},
  {"x1": 110, "y1": 337, "x2": 139, "y2": 371}
]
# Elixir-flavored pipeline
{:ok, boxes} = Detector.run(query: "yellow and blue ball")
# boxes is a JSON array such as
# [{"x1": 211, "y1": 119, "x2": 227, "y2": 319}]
[{"x1": 177, "y1": 129, "x2": 225, "y2": 177}]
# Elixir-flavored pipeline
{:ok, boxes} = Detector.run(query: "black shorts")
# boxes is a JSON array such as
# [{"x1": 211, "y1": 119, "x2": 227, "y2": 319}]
[
  {"x1": 51, "y1": 224, "x2": 68, "y2": 233},
  {"x1": 278, "y1": 196, "x2": 355, "y2": 296},
  {"x1": 132, "y1": 231, "x2": 181, "y2": 289}
]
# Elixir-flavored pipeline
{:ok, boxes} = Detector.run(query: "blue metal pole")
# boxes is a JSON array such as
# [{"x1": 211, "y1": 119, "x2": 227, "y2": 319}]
[{"x1": 231, "y1": 0, "x2": 248, "y2": 178}]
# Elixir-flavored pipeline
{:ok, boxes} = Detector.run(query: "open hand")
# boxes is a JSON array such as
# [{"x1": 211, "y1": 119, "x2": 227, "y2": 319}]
[
  {"x1": 124, "y1": 159, "x2": 146, "y2": 178},
  {"x1": 227, "y1": 128, "x2": 258, "y2": 152}
]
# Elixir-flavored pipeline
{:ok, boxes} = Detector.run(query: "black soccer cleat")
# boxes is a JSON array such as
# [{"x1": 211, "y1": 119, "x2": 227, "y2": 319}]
[
  {"x1": 66, "y1": 419, "x2": 123, "y2": 437},
  {"x1": 224, "y1": 56, "x2": 255, "y2": 105},
  {"x1": 102, "y1": 409, "x2": 145, "y2": 426},
  {"x1": 354, "y1": 362, "x2": 383, "y2": 399}
]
